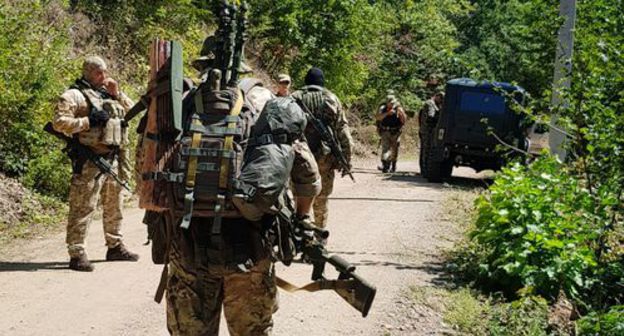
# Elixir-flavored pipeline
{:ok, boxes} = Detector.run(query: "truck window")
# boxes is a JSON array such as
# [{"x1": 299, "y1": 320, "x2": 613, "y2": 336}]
[{"x1": 459, "y1": 92, "x2": 506, "y2": 116}]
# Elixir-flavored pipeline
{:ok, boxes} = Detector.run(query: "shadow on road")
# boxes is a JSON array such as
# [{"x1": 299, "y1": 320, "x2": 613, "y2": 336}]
[
  {"x1": 0, "y1": 259, "x2": 108, "y2": 272},
  {"x1": 329, "y1": 197, "x2": 434, "y2": 203},
  {"x1": 383, "y1": 171, "x2": 492, "y2": 190}
]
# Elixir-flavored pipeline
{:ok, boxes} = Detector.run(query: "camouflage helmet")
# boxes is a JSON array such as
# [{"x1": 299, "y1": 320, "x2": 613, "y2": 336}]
[{"x1": 192, "y1": 35, "x2": 252, "y2": 74}]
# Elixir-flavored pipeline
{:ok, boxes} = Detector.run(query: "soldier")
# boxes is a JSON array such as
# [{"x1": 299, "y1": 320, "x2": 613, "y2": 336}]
[
  {"x1": 53, "y1": 56, "x2": 139, "y2": 272},
  {"x1": 292, "y1": 67, "x2": 354, "y2": 230},
  {"x1": 163, "y1": 37, "x2": 321, "y2": 336},
  {"x1": 275, "y1": 74, "x2": 291, "y2": 97},
  {"x1": 418, "y1": 91, "x2": 444, "y2": 171},
  {"x1": 375, "y1": 94, "x2": 407, "y2": 173}
]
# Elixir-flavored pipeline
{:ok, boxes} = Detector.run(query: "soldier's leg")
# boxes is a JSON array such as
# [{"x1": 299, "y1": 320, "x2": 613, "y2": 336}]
[
  {"x1": 313, "y1": 157, "x2": 335, "y2": 229},
  {"x1": 223, "y1": 259, "x2": 277, "y2": 336},
  {"x1": 380, "y1": 131, "x2": 392, "y2": 162},
  {"x1": 390, "y1": 133, "x2": 401, "y2": 172},
  {"x1": 66, "y1": 162, "x2": 104, "y2": 258},
  {"x1": 291, "y1": 139, "x2": 321, "y2": 217},
  {"x1": 101, "y1": 172, "x2": 124, "y2": 248},
  {"x1": 166, "y1": 246, "x2": 224, "y2": 336}
]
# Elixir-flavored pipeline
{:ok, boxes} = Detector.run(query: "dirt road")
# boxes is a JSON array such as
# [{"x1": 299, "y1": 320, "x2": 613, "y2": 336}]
[{"x1": 0, "y1": 160, "x2": 486, "y2": 335}]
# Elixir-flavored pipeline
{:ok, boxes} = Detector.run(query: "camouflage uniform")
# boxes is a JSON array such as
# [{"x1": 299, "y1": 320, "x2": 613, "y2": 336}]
[
  {"x1": 292, "y1": 85, "x2": 353, "y2": 228},
  {"x1": 418, "y1": 98, "x2": 441, "y2": 169},
  {"x1": 165, "y1": 79, "x2": 319, "y2": 335},
  {"x1": 53, "y1": 81, "x2": 133, "y2": 258},
  {"x1": 377, "y1": 102, "x2": 406, "y2": 172}
]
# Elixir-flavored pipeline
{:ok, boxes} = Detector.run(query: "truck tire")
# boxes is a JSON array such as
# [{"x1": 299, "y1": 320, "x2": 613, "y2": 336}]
[{"x1": 424, "y1": 148, "x2": 453, "y2": 183}]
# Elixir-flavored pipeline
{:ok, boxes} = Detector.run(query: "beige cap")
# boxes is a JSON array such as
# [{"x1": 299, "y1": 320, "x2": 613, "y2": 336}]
[{"x1": 277, "y1": 74, "x2": 291, "y2": 83}]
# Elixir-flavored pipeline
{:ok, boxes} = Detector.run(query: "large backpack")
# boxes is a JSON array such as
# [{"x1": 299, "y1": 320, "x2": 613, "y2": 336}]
[
  {"x1": 232, "y1": 96, "x2": 307, "y2": 221},
  {"x1": 165, "y1": 84, "x2": 252, "y2": 228}
]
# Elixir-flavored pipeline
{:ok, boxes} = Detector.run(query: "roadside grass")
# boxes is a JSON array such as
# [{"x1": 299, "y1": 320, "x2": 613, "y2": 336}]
[
  {"x1": 404, "y1": 187, "x2": 554, "y2": 335},
  {"x1": 0, "y1": 192, "x2": 68, "y2": 248}
]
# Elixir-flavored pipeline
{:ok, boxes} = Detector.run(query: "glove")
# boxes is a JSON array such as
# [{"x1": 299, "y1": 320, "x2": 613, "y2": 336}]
[{"x1": 88, "y1": 109, "x2": 110, "y2": 128}]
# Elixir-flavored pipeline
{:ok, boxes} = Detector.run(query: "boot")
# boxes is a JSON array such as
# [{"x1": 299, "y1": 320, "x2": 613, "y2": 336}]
[
  {"x1": 377, "y1": 161, "x2": 385, "y2": 171},
  {"x1": 382, "y1": 160, "x2": 390, "y2": 173},
  {"x1": 69, "y1": 254, "x2": 94, "y2": 272},
  {"x1": 390, "y1": 161, "x2": 397, "y2": 173},
  {"x1": 106, "y1": 244, "x2": 140, "y2": 262}
]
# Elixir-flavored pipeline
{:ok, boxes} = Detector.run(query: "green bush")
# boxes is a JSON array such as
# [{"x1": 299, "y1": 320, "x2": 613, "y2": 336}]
[
  {"x1": 577, "y1": 306, "x2": 624, "y2": 336},
  {"x1": 23, "y1": 151, "x2": 71, "y2": 200},
  {"x1": 0, "y1": 1, "x2": 72, "y2": 178},
  {"x1": 487, "y1": 296, "x2": 550, "y2": 336},
  {"x1": 470, "y1": 156, "x2": 600, "y2": 299}
]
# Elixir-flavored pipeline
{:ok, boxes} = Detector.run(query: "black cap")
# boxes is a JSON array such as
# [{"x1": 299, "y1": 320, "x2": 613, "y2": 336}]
[{"x1": 304, "y1": 67, "x2": 325, "y2": 87}]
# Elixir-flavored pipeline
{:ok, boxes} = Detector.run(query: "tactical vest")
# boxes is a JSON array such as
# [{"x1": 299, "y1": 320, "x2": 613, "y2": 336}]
[
  {"x1": 71, "y1": 80, "x2": 127, "y2": 148},
  {"x1": 295, "y1": 85, "x2": 339, "y2": 156},
  {"x1": 379, "y1": 105, "x2": 404, "y2": 130}
]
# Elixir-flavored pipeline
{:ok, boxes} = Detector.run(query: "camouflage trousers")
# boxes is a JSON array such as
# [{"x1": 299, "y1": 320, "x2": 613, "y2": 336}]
[
  {"x1": 313, "y1": 155, "x2": 335, "y2": 228},
  {"x1": 380, "y1": 130, "x2": 401, "y2": 162},
  {"x1": 67, "y1": 160, "x2": 124, "y2": 258},
  {"x1": 166, "y1": 245, "x2": 277, "y2": 336},
  {"x1": 291, "y1": 139, "x2": 321, "y2": 198}
]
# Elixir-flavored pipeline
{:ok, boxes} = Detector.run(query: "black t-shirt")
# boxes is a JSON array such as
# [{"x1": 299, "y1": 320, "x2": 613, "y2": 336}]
[{"x1": 379, "y1": 105, "x2": 403, "y2": 129}]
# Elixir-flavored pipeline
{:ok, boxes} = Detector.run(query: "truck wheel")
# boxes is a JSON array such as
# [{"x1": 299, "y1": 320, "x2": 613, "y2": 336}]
[{"x1": 424, "y1": 149, "x2": 453, "y2": 183}]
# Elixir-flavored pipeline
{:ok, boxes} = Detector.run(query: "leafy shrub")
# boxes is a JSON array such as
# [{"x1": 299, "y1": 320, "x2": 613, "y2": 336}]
[
  {"x1": 23, "y1": 151, "x2": 71, "y2": 200},
  {"x1": 470, "y1": 156, "x2": 600, "y2": 299},
  {"x1": 576, "y1": 306, "x2": 624, "y2": 336},
  {"x1": 0, "y1": 1, "x2": 72, "y2": 177},
  {"x1": 487, "y1": 296, "x2": 550, "y2": 336}
]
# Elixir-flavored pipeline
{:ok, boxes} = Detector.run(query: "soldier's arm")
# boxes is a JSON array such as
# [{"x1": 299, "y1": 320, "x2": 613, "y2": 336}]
[
  {"x1": 52, "y1": 90, "x2": 89, "y2": 135},
  {"x1": 425, "y1": 101, "x2": 437, "y2": 119},
  {"x1": 375, "y1": 105, "x2": 389, "y2": 121},
  {"x1": 116, "y1": 91, "x2": 134, "y2": 112},
  {"x1": 397, "y1": 105, "x2": 407, "y2": 124}
]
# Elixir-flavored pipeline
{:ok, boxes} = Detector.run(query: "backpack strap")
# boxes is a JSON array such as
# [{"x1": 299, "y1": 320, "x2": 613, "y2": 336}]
[
  {"x1": 211, "y1": 89, "x2": 244, "y2": 240},
  {"x1": 179, "y1": 91, "x2": 206, "y2": 229}
]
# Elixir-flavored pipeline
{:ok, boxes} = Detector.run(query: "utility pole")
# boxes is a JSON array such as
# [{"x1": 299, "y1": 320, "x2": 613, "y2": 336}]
[{"x1": 549, "y1": 0, "x2": 577, "y2": 160}]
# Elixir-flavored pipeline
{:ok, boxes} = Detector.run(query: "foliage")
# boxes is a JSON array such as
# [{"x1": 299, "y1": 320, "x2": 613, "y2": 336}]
[
  {"x1": 410, "y1": 286, "x2": 551, "y2": 336},
  {"x1": 470, "y1": 156, "x2": 602, "y2": 300},
  {"x1": 0, "y1": 1, "x2": 73, "y2": 178},
  {"x1": 454, "y1": 0, "x2": 559, "y2": 99},
  {"x1": 486, "y1": 296, "x2": 550, "y2": 336},
  {"x1": 576, "y1": 305, "x2": 624, "y2": 336}
]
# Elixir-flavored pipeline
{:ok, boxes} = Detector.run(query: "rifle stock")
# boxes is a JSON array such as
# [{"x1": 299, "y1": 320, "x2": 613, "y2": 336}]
[{"x1": 297, "y1": 222, "x2": 376, "y2": 317}]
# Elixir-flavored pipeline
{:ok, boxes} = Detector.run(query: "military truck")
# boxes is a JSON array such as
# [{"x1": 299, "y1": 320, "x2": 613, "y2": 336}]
[{"x1": 420, "y1": 78, "x2": 528, "y2": 182}]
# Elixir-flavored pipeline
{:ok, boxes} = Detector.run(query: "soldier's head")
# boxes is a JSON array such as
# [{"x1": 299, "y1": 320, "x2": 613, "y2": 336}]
[
  {"x1": 83, "y1": 56, "x2": 108, "y2": 87},
  {"x1": 433, "y1": 91, "x2": 445, "y2": 105},
  {"x1": 304, "y1": 67, "x2": 324, "y2": 87},
  {"x1": 276, "y1": 74, "x2": 291, "y2": 96},
  {"x1": 386, "y1": 95, "x2": 397, "y2": 108}
]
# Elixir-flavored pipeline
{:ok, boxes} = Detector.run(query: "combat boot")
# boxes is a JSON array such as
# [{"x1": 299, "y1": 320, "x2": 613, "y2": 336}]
[
  {"x1": 390, "y1": 161, "x2": 397, "y2": 173},
  {"x1": 382, "y1": 160, "x2": 390, "y2": 173},
  {"x1": 69, "y1": 254, "x2": 94, "y2": 272},
  {"x1": 106, "y1": 244, "x2": 140, "y2": 262}
]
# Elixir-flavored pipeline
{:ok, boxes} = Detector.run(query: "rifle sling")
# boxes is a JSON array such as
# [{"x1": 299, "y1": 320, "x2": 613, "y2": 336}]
[{"x1": 275, "y1": 276, "x2": 354, "y2": 293}]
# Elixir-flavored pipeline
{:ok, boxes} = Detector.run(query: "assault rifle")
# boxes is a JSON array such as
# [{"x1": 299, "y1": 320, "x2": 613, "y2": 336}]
[
  {"x1": 43, "y1": 122, "x2": 131, "y2": 191},
  {"x1": 276, "y1": 218, "x2": 376, "y2": 317},
  {"x1": 296, "y1": 100, "x2": 355, "y2": 182}
]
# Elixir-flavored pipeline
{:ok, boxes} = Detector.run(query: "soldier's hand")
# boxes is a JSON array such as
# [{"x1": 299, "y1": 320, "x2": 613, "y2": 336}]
[
  {"x1": 103, "y1": 78, "x2": 119, "y2": 98},
  {"x1": 88, "y1": 109, "x2": 110, "y2": 128}
]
